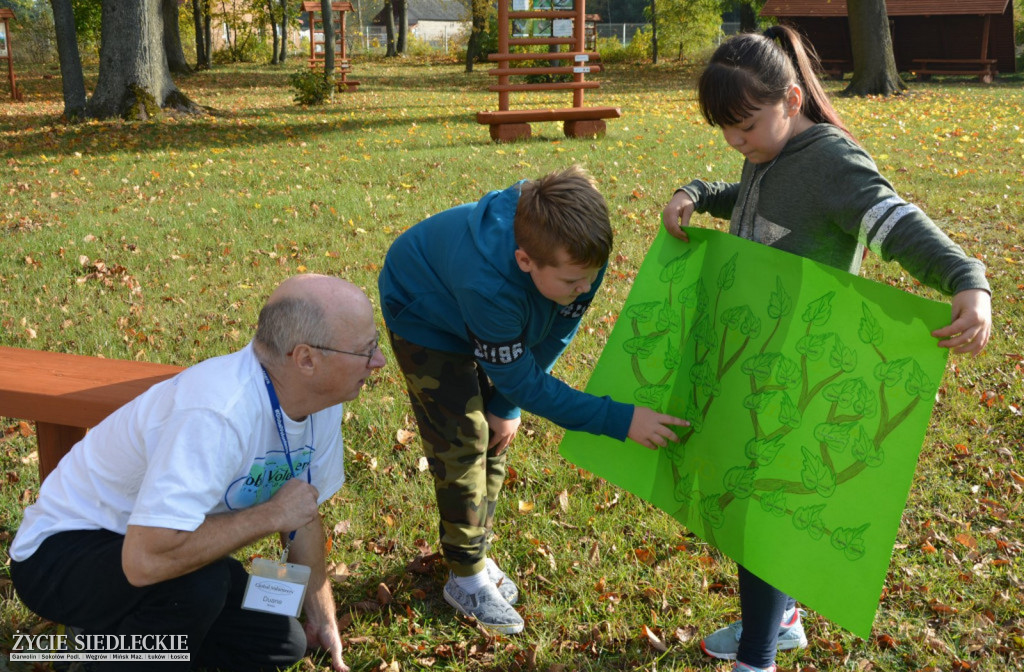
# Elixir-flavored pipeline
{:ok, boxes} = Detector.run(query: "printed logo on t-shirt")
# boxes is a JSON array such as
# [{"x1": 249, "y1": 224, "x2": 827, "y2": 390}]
[
  {"x1": 468, "y1": 329, "x2": 525, "y2": 365},
  {"x1": 559, "y1": 297, "x2": 592, "y2": 320},
  {"x1": 224, "y1": 447, "x2": 312, "y2": 510}
]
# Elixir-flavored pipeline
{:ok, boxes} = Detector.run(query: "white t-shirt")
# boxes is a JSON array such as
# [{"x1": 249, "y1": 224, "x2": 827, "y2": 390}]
[{"x1": 10, "y1": 343, "x2": 346, "y2": 561}]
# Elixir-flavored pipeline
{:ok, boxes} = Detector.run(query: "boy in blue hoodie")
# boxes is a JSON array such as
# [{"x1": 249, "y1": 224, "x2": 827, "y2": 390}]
[{"x1": 378, "y1": 166, "x2": 688, "y2": 634}]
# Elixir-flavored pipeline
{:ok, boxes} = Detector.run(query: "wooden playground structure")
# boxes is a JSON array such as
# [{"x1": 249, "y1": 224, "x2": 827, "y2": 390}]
[
  {"x1": 302, "y1": 1, "x2": 360, "y2": 91},
  {"x1": 477, "y1": 1, "x2": 620, "y2": 142}
]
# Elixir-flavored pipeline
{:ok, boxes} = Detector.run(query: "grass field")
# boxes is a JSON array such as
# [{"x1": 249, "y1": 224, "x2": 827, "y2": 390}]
[{"x1": 1, "y1": 57, "x2": 1022, "y2": 671}]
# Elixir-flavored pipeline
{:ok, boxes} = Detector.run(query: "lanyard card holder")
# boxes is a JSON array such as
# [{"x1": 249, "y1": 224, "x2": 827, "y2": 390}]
[{"x1": 242, "y1": 557, "x2": 311, "y2": 618}]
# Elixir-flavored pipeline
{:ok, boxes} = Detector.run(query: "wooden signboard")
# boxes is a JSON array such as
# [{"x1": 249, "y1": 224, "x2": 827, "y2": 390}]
[{"x1": 0, "y1": 9, "x2": 19, "y2": 100}]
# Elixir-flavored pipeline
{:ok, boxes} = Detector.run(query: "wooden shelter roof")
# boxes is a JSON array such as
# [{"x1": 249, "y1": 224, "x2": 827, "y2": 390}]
[{"x1": 762, "y1": 0, "x2": 1009, "y2": 17}]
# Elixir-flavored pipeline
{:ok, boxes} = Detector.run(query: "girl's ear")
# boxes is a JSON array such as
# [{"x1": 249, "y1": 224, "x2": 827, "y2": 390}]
[{"x1": 786, "y1": 84, "x2": 803, "y2": 116}]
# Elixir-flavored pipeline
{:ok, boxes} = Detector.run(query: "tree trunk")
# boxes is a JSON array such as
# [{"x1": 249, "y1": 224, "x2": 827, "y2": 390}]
[
  {"x1": 190, "y1": 0, "x2": 207, "y2": 68},
  {"x1": 203, "y1": 2, "x2": 213, "y2": 66},
  {"x1": 267, "y1": 0, "x2": 279, "y2": 64},
  {"x1": 843, "y1": 0, "x2": 906, "y2": 96},
  {"x1": 396, "y1": 0, "x2": 407, "y2": 54},
  {"x1": 320, "y1": 0, "x2": 335, "y2": 87},
  {"x1": 88, "y1": 0, "x2": 203, "y2": 120},
  {"x1": 464, "y1": 0, "x2": 488, "y2": 72},
  {"x1": 279, "y1": 0, "x2": 288, "y2": 62},
  {"x1": 50, "y1": 0, "x2": 88, "y2": 120},
  {"x1": 650, "y1": 0, "x2": 658, "y2": 64},
  {"x1": 384, "y1": 0, "x2": 396, "y2": 57},
  {"x1": 739, "y1": 2, "x2": 757, "y2": 32},
  {"x1": 162, "y1": 0, "x2": 192, "y2": 74}
]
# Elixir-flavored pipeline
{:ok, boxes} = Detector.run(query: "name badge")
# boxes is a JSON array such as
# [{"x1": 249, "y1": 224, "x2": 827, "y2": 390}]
[{"x1": 242, "y1": 558, "x2": 310, "y2": 618}]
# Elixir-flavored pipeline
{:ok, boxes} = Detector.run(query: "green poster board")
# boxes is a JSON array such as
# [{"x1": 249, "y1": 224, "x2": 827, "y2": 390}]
[{"x1": 559, "y1": 228, "x2": 950, "y2": 638}]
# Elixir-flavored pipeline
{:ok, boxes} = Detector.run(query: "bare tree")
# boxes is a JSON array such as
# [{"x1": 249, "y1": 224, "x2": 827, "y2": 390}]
[
  {"x1": 843, "y1": 0, "x2": 906, "y2": 96},
  {"x1": 49, "y1": 0, "x2": 87, "y2": 119},
  {"x1": 384, "y1": 0, "x2": 397, "y2": 57}
]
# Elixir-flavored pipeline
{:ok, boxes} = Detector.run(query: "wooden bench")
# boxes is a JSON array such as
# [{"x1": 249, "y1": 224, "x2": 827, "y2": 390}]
[
  {"x1": 912, "y1": 58, "x2": 997, "y2": 83},
  {"x1": 820, "y1": 59, "x2": 851, "y2": 80},
  {"x1": 477, "y1": 105, "x2": 621, "y2": 141},
  {"x1": 0, "y1": 346, "x2": 182, "y2": 483}
]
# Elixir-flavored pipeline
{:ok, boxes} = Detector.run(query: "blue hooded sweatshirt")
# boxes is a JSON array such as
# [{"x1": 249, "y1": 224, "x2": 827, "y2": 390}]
[{"x1": 378, "y1": 182, "x2": 633, "y2": 441}]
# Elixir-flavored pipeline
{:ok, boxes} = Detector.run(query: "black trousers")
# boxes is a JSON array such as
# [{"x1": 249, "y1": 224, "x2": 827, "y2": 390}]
[
  {"x1": 737, "y1": 564, "x2": 797, "y2": 668},
  {"x1": 11, "y1": 529, "x2": 306, "y2": 671}
]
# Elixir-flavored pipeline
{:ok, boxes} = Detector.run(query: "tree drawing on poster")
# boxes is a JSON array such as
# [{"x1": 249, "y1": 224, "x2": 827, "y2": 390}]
[{"x1": 559, "y1": 228, "x2": 950, "y2": 638}]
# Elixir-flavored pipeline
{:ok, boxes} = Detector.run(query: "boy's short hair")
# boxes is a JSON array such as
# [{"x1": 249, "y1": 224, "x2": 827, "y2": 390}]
[{"x1": 514, "y1": 165, "x2": 612, "y2": 268}]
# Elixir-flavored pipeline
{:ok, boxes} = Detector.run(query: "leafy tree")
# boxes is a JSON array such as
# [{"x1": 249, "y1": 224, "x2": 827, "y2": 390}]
[
  {"x1": 656, "y1": 0, "x2": 722, "y2": 60},
  {"x1": 463, "y1": 0, "x2": 491, "y2": 72},
  {"x1": 843, "y1": 0, "x2": 905, "y2": 96}
]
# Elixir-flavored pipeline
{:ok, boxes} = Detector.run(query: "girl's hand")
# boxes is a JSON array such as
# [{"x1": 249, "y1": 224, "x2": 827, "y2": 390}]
[
  {"x1": 932, "y1": 289, "x2": 992, "y2": 355},
  {"x1": 661, "y1": 191, "x2": 695, "y2": 241}
]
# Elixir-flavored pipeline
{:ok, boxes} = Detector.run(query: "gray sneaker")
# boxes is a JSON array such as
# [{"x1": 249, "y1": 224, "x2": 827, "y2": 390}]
[
  {"x1": 485, "y1": 557, "x2": 519, "y2": 605},
  {"x1": 700, "y1": 609, "x2": 807, "y2": 660},
  {"x1": 443, "y1": 573, "x2": 524, "y2": 635}
]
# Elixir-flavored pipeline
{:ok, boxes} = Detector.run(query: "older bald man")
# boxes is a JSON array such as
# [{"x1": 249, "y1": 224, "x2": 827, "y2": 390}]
[{"x1": 10, "y1": 275, "x2": 384, "y2": 672}]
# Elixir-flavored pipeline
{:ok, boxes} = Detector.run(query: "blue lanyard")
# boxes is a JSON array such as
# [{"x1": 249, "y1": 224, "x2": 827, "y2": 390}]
[
  {"x1": 261, "y1": 365, "x2": 312, "y2": 546},
  {"x1": 260, "y1": 365, "x2": 313, "y2": 485}
]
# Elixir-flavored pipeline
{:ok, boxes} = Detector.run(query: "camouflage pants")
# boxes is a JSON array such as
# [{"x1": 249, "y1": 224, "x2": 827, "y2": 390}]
[{"x1": 388, "y1": 331, "x2": 508, "y2": 577}]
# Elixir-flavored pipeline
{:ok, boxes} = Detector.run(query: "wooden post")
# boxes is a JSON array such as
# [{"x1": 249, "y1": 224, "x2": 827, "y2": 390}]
[
  {"x1": 497, "y1": 1, "x2": 510, "y2": 111},
  {"x1": 0, "y1": 9, "x2": 19, "y2": 101}
]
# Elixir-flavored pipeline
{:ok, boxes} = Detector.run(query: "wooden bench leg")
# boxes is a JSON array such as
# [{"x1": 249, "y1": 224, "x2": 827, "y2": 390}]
[
  {"x1": 564, "y1": 119, "x2": 606, "y2": 139},
  {"x1": 36, "y1": 421, "x2": 86, "y2": 483},
  {"x1": 490, "y1": 123, "x2": 532, "y2": 143}
]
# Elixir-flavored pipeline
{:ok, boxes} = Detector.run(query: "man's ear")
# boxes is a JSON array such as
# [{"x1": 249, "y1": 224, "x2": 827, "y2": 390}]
[
  {"x1": 514, "y1": 248, "x2": 535, "y2": 273},
  {"x1": 290, "y1": 344, "x2": 317, "y2": 375}
]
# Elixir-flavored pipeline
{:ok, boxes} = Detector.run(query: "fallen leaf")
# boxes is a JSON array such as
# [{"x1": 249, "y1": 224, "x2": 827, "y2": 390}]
[
  {"x1": 557, "y1": 488, "x2": 569, "y2": 513},
  {"x1": 396, "y1": 428, "x2": 416, "y2": 445},
  {"x1": 518, "y1": 500, "x2": 535, "y2": 514},
  {"x1": 642, "y1": 624, "x2": 667, "y2": 652},
  {"x1": 377, "y1": 583, "x2": 393, "y2": 605}
]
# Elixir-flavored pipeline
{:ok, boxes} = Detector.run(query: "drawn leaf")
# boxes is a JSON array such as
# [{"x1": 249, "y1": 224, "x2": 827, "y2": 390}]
[
  {"x1": 624, "y1": 333, "x2": 664, "y2": 358},
  {"x1": 800, "y1": 446, "x2": 836, "y2": 497},
  {"x1": 700, "y1": 493, "x2": 725, "y2": 529},
  {"x1": 829, "y1": 334, "x2": 857, "y2": 372},
  {"x1": 795, "y1": 333, "x2": 831, "y2": 361},
  {"x1": 873, "y1": 358, "x2": 908, "y2": 388},
  {"x1": 635, "y1": 385, "x2": 669, "y2": 407},
  {"x1": 813, "y1": 421, "x2": 855, "y2": 453},
  {"x1": 624, "y1": 301, "x2": 660, "y2": 324},
  {"x1": 678, "y1": 278, "x2": 709, "y2": 313},
  {"x1": 742, "y1": 353, "x2": 777, "y2": 383},
  {"x1": 767, "y1": 277, "x2": 792, "y2": 320},
  {"x1": 743, "y1": 390, "x2": 776, "y2": 412},
  {"x1": 801, "y1": 291, "x2": 835, "y2": 326},
  {"x1": 905, "y1": 359, "x2": 934, "y2": 398},
  {"x1": 831, "y1": 523, "x2": 869, "y2": 561},
  {"x1": 664, "y1": 338, "x2": 680, "y2": 371},
  {"x1": 851, "y1": 426, "x2": 884, "y2": 467},
  {"x1": 656, "y1": 299, "x2": 681, "y2": 332},
  {"x1": 760, "y1": 488, "x2": 788, "y2": 517},
  {"x1": 775, "y1": 355, "x2": 800, "y2": 388},
  {"x1": 659, "y1": 249, "x2": 692, "y2": 283},
  {"x1": 717, "y1": 253, "x2": 738, "y2": 291},
  {"x1": 744, "y1": 435, "x2": 785, "y2": 466},
  {"x1": 793, "y1": 503, "x2": 827, "y2": 540},
  {"x1": 778, "y1": 393, "x2": 802, "y2": 428},
  {"x1": 724, "y1": 466, "x2": 757, "y2": 499},
  {"x1": 673, "y1": 472, "x2": 694, "y2": 503},
  {"x1": 858, "y1": 303, "x2": 884, "y2": 347},
  {"x1": 692, "y1": 313, "x2": 717, "y2": 351}
]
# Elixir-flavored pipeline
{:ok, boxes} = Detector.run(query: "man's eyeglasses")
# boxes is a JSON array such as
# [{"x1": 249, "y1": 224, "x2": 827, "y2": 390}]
[{"x1": 308, "y1": 337, "x2": 380, "y2": 366}]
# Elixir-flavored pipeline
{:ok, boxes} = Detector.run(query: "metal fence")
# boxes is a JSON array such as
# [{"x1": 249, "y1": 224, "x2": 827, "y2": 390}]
[{"x1": 594, "y1": 23, "x2": 648, "y2": 46}]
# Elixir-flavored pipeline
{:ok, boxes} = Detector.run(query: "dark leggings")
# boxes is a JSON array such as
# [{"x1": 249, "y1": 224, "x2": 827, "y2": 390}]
[
  {"x1": 11, "y1": 529, "x2": 306, "y2": 671},
  {"x1": 737, "y1": 564, "x2": 797, "y2": 669}
]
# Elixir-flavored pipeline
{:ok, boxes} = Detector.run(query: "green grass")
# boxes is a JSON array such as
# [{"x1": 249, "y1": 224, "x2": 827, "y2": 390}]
[{"x1": 1, "y1": 57, "x2": 1023, "y2": 671}]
